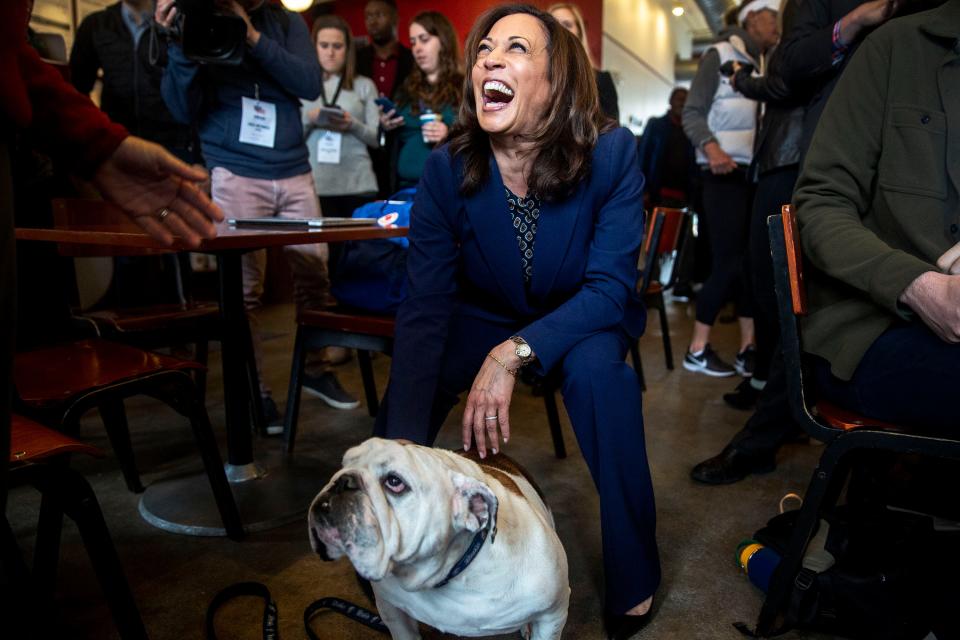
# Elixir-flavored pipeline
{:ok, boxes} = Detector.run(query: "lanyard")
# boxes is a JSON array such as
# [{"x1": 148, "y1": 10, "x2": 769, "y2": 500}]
[{"x1": 321, "y1": 75, "x2": 344, "y2": 108}]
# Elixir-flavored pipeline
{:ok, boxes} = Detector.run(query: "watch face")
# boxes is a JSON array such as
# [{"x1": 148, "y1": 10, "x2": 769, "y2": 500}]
[{"x1": 516, "y1": 343, "x2": 532, "y2": 358}]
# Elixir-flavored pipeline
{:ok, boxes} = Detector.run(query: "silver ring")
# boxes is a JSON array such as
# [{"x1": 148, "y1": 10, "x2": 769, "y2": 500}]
[
  {"x1": 157, "y1": 207, "x2": 171, "y2": 222},
  {"x1": 484, "y1": 415, "x2": 498, "y2": 421}
]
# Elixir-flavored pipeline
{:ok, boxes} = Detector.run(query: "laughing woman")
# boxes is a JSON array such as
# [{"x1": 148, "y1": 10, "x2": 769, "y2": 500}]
[
  {"x1": 375, "y1": 5, "x2": 660, "y2": 638},
  {"x1": 378, "y1": 11, "x2": 463, "y2": 191}
]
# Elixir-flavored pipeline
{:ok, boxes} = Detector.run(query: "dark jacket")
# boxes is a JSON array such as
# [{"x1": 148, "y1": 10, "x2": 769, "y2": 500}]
[
  {"x1": 733, "y1": 0, "x2": 810, "y2": 177},
  {"x1": 778, "y1": 0, "x2": 878, "y2": 155},
  {"x1": 160, "y1": 3, "x2": 321, "y2": 179},
  {"x1": 794, "y1": 0, "x2": 960, "y2": 379},
  {"x1": 70, "y1": 2, "x2": 196, "y2": 159},
  {"x1": 355, "y1": 43, "x2": 414, "y2": 99},
  {"x1": 383, "y1": 128, "x2": 645, "y2": 433},
  {"x1": 636, "y1": 112, "x2": 697, "y2": 199}
]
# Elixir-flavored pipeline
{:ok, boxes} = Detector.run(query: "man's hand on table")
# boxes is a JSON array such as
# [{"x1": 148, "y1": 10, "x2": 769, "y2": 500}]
[{"x1": 92, "y1": 137, "x2": 224, "y2": 248}]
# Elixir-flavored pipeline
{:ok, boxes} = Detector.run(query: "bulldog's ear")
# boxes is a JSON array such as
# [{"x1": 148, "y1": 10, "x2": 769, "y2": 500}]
[{"x1": 450, "y1": 472, "x2": 499, "y2": 542}]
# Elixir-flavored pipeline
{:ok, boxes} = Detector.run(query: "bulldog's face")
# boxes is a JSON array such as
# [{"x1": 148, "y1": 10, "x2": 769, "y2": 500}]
[{"x1": 308, "y1": 438, "x2": 497, "y2": 581}]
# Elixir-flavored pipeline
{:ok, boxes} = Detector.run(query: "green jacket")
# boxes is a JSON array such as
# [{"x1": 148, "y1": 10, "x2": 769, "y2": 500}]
[{"x1": 794, "y1": 0, "x2": 960, "y2": 380}]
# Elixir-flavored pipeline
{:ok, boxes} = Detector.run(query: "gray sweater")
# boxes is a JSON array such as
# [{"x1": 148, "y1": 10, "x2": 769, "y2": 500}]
[{"x1": 302, "y1": 74, "x2": 380, "y2": 197}]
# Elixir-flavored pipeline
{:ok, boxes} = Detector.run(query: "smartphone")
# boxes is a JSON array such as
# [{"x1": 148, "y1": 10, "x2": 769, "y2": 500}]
[
  {"x1": 316, "y1": 105, "x2": 343, "y2": 127},
  {"x1": 374, "y1": 96, "x2": 397, "y2": 113}
]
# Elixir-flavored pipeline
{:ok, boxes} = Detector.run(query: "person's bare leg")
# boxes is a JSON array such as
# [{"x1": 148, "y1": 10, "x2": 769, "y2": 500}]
[
  {"x1": 738, "y1": 316, "x2": 755, "y2": 353},
  {"x1": 689, "y1": 320, "x2": 712, "y2": 353},
  {"x1": 625, "y1": 596, "x2": 653, "y2": 615}
]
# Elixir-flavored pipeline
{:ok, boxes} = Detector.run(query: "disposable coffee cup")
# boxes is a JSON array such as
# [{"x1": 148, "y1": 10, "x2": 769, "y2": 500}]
[{"x1": 419, "y1": 112, "x2": 441, "y2": 143}]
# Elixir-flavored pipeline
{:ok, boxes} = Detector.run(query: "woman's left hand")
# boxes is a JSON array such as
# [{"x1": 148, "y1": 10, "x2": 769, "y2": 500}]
[
  {"x1": 462, "y1": 341, "x2": 519, "y2": 458},
  {"x1": 422, "y1": 120, "x2": 449, "y2": 144}
]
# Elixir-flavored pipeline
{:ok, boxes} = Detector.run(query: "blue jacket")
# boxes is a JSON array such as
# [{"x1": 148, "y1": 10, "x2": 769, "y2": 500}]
[
  {"x1": 161, "y1": 4, "x2": 321, "y2": 179},
  {"x1": 385, "y1": 127, "x2": 646, "y2": 431},
  {"x1": 636, "y1": 112, "x2": 697, "y2": 199}
]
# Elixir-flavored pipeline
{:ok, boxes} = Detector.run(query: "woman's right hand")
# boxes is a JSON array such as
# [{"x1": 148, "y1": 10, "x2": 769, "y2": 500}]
[
  {"x1": 379, "y1": 107, "x2": 404, "y2": 131},
  {"x1": 703, "y1": 141, "x2": 737, "y2": 175},
  {"x1": 155, "y1": 0, "x2": 177, "y2": 29}
]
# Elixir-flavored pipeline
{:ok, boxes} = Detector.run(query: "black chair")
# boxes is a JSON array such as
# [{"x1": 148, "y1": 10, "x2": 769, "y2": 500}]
[
  {"x1": 3, "y1": 413, "x2": 149, "y2": 639},
  {"x1": 639, "y1": 207, "x2": 689, "y2": 373},
  {"x1": 14, "y1": 338, "x2": 243, "y2": 540},
  {"x1": 282, "y1": 308, "x2": 569, "y2": 459},
  {"x1": 754, "y1": 204, "x2": 960, "y2": 636}
]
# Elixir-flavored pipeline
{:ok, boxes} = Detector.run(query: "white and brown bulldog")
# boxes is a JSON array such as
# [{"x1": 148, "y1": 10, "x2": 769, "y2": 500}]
[{"x1": 308, "y1": 437, "x2": 570, "y2": 639}]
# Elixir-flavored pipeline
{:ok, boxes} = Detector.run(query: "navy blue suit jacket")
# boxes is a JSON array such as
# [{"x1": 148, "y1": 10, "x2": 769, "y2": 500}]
[{"x1": 384, "y1": 127, "x2": 647, "y2": 434}]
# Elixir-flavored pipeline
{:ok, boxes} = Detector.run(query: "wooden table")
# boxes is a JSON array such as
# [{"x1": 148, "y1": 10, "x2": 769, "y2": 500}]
[{"x1": 17, "y1": 221, "x2": 406, "y2": 535}]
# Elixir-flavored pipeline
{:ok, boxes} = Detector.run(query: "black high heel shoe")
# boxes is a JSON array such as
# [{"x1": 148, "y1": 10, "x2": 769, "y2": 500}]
[{"x1": 603, "y1": 607, "x2": 654, "y2": 640}]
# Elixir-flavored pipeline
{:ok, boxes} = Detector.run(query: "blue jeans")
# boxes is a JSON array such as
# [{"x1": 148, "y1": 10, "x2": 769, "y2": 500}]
[{"x1": 814, "y1": 322, "x2": 960, "y2": 431}]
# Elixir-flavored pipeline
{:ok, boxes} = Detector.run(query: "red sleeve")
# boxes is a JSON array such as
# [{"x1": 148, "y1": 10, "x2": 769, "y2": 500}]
[
  {"x1": 17, "y1": 44, "x2": 128, "y2": 179},
  {"x1": 0, "y1": 0, "x2": 127, "y2": 180}
]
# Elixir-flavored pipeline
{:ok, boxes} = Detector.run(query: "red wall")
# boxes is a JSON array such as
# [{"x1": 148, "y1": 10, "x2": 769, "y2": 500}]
[{"x1": 330, "y1": 1, "x2": 603, "y2": 66}]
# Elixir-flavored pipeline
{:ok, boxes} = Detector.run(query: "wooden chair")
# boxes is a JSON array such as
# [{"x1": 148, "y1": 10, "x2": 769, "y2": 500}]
[
  {"x1": 53, "y1": 198, "x2": 222, "y2": 403},
  {"x1": 754, "y1": 205, "x2": 960, "y2": 636},
  {"x1": 282, "y1": 309, "x2": 569, "y2": 459},
  {"x1": 3, "y1": 414, "x2": 148, "y2": 639},
  {"x1": 638, "y1": 207, "x2": 689, "y2": 374},
  {"x1": 13, "y1": 338, "x2": 243, "y2": 540}
]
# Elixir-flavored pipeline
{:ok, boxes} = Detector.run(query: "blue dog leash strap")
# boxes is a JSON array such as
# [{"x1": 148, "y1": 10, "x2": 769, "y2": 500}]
[
  {"x1": 205, "y1": 581, "x2": 279, "y2": 640},
  {"x1": 304, "y1": 597, "x2": 388, "y2": 638}
]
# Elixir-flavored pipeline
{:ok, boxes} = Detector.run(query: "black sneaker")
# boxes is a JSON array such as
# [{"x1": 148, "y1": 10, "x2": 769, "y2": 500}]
[
  {"x1": 303, "y1": 372, "x2": 361, "y2": 410},
  {"x1": 261, "y1": 395, "x2": 284, "y2": 436},
  {"x1": 723, "y1": 379, "x2": 760, "y2": 410},
  {"x1": 683, "y1": 344, "x2": 735, "y2": 377},
  {"x1": 734, "y1": 345, "x2": 756, "y2": 377}
]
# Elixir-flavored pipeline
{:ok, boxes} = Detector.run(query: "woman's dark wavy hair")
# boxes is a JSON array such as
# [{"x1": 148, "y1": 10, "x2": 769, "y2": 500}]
[
  {"x1": 397, "y1": 11, "x2": 463, "y2": 116},
  {"x1": 448, "y1": 4, "x2": 615, "y2": 201}
]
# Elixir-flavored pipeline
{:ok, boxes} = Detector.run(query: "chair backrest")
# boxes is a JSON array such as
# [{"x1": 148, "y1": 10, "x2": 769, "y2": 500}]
[
  {"x1": 653, "y1": 207, "x2": 687, "y2": 257},
  {"x1": 638, "y1": 209, "x2": 666, "y2": 295},
  {"x1": 767, "y1": 204, "x2": 837, "y2": 444}
]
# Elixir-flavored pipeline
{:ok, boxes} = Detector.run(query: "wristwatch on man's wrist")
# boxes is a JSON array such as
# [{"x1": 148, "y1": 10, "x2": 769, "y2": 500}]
[{"x1": 510, "y1": 336, "x2": 534, "y2": 367}]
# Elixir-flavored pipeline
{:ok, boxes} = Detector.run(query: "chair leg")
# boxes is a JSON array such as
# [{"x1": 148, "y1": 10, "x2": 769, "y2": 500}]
[
  {"x1": 194, "y1": 340, "x2": 209, "y2": 407},
  {"x1": 181, "y1": 391, "x2": 244, "y2": 541},
  {"x1": 656, "y1": 293, "x2": 673, "y2": 370},
  {"x1": 357, "y1": 350, "x2": 380, "y2": 418},
  {"x1": 99, "y1": 399, "x2": 145, "y2": 494},
  {"x1": 755, "y1": 446, "x2": 849, "y2": 636},
  {"x1": 630, "y1": 340, "x2": 646, "y2": 391},
  {"x1": 30, "y1": 465, "x2": 150, "y2": 640},
  {"x1": 542, "y1": 386, "x2": 567, "y2": 459},
  {"x1": 283, "y1": 326, "x2": 308, "y2": 455},
  {"x1": 1, "y1": 516, "x2": 68, "y2": 637},
  {"x1": 32, "y1": 488, "x2": 65, "y2": 596}
]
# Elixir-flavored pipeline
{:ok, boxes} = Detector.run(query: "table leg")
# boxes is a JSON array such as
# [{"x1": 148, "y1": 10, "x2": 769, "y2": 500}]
[{"x1": 138, "y1": 250, "x2": 329, "y2": 536}]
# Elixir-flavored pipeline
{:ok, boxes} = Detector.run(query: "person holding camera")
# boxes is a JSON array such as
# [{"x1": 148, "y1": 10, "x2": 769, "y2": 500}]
[
  {"x1": 679, "y1": 0, "x2": 781, "y2": 379},
  {"x1": 155, "y1": 0, "x2": 358, "y2": 419}
]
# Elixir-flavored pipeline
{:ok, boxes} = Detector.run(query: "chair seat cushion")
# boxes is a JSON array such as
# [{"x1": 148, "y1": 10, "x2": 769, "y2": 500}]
[
  {"x1": 10, "y1": 413, "x2": 104, "y2": 462},
  {"x1": 15, "y1": 338, "x2": 202, "y2": 406},
  {"x1": 297, "y1": 308, "x2": 395, "y2": 338},
  {"x1": 83, "y1": 302, "x2": 219, "y2": 333},
  {"x1": 815, "y1": 400, "x2": 904, "y2": 432}
]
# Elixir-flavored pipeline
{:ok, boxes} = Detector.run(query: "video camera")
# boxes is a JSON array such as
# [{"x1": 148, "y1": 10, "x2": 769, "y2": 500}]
[{"x1": 172, "y1": 0, "x2": 247, "y2": 65}]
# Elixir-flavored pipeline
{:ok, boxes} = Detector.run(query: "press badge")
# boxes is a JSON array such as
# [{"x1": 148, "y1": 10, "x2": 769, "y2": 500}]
[
  {"x1": 239, "y1": 97, "x2": 277, "y2": 148},
  {"x1": 316, "y1": 130, "x2": 342, "y2": 164}
]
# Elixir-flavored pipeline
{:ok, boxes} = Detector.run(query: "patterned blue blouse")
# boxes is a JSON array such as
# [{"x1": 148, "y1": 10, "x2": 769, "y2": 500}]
[{"x1": 505, "y1": 186, "x2": 542, "y2": 284}]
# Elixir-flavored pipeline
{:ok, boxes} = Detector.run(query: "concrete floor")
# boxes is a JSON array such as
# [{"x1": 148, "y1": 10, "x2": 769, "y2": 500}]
[{"x1": 8, "y1": 297, "x2": 836, "y2": 639}]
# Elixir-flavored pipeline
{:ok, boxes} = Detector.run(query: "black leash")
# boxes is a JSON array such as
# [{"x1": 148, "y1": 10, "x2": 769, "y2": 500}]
[
  {"x1": 205, "y1": 581, "x2": 387, "y2": 639},
  {"x1": 304, "y1": 597, "x2": 388, "y2": 638},
  {"x1": 206, "y1": 581, "x2": 279, "y2": 640}
]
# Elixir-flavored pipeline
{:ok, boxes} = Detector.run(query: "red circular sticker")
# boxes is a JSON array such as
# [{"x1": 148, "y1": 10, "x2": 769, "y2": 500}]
[{"x1": 378, "y1": 212, "x2": 400, "y2": 227}]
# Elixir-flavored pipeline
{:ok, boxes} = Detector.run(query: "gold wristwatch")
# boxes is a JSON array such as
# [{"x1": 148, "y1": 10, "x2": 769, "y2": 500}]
[{"x1": 510, "y1": 336, "x2": 534, "y2": 367}]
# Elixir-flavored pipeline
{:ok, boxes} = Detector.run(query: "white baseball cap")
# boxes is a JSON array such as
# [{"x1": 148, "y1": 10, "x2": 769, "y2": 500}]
[{"x1": 738, "y1": 0, "x2": 780, "y2": 25}]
